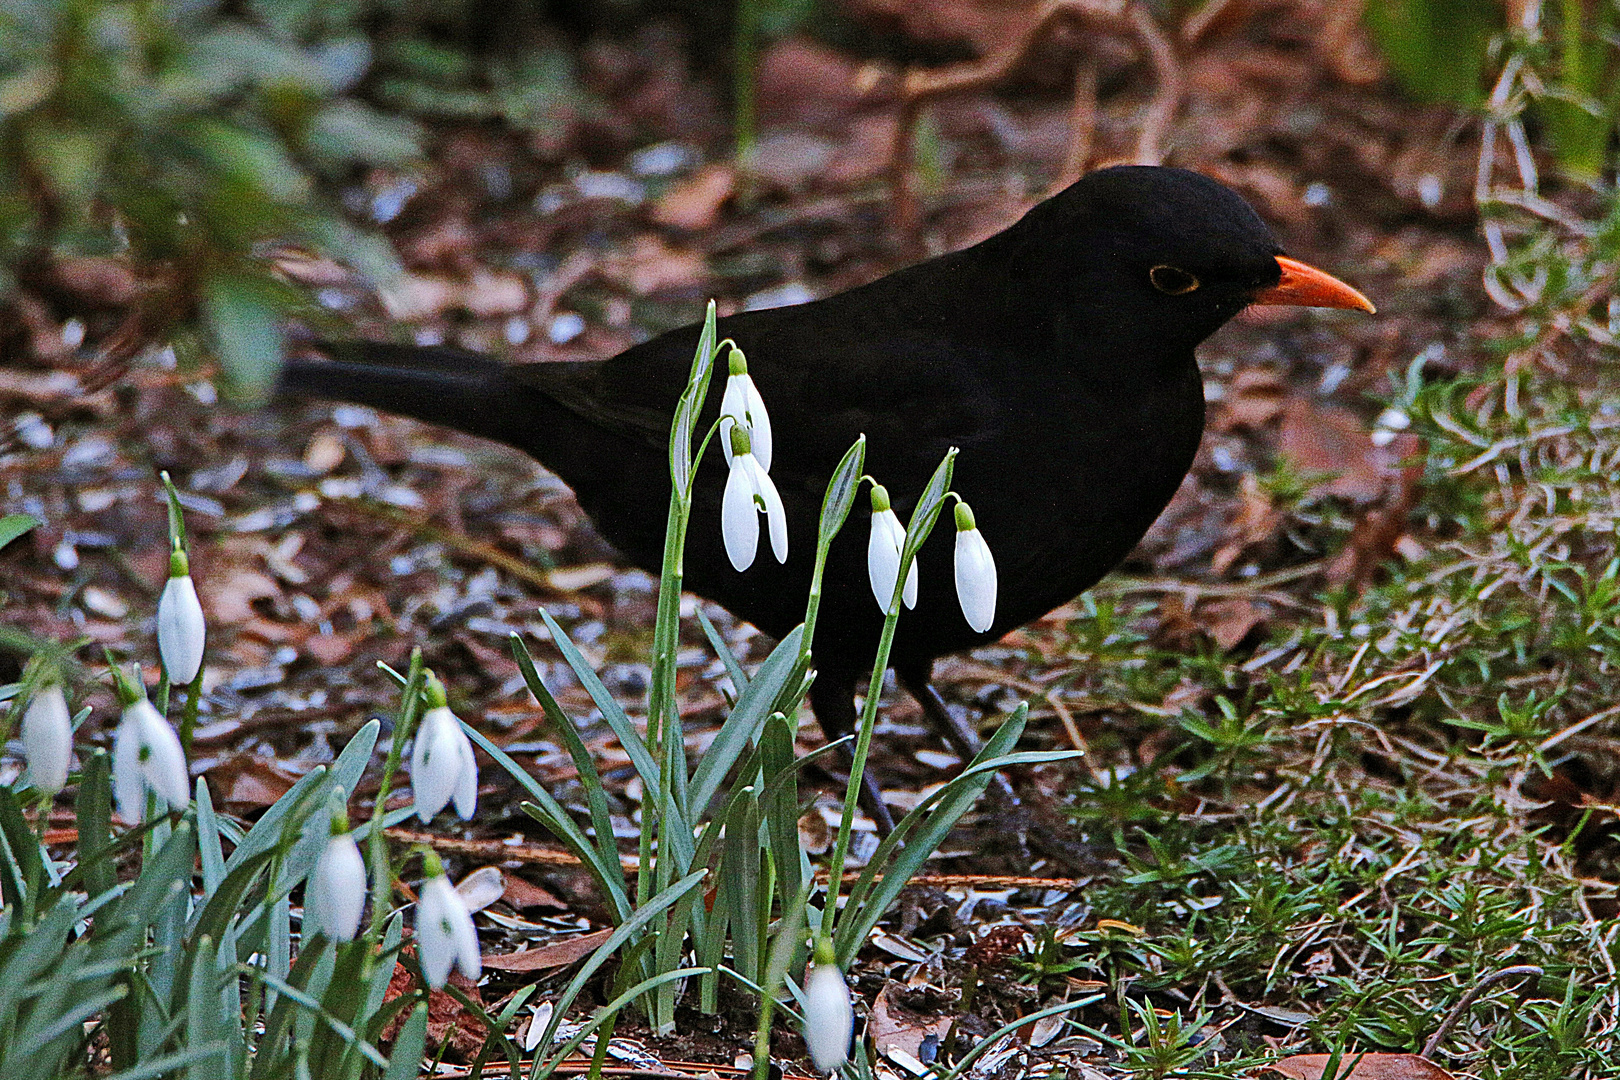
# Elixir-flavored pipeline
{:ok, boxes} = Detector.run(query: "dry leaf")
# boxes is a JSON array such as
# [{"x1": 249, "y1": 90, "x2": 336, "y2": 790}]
[
  {"x1": 481, "y1": 928, "x2": 614, "y2": 972},
  {"x1": 653, "y1": 163, "x2": 736, "y2": 230},
  {"x1": 870, "y1": 984, "x2": 954, "y2": 1066},
  {"x1": 1263, "y1": 1052, "x2": 1454, "y2": 1080}
]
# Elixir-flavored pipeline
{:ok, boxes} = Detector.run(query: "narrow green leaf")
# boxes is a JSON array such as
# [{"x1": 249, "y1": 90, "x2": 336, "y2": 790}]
[{"x1": 0, "y1": 513, "x2": 38, "y2": 550}]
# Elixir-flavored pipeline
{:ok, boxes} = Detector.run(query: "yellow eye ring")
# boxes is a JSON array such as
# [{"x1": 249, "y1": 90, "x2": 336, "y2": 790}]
[{"x1": 1150, "y1": 265, "x2": 1200, "y2": 295}]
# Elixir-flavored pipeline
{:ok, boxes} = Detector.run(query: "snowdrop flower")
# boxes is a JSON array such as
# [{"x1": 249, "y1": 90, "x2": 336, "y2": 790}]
[
  {"x1": 157, "y1": 548, "x2": 206, "y2": 685},
  {"x1": 802, "y1": 939, "x2": 854, "y2": 1073},
  {"x1": 411, "y1": 673, "x2": 478, "y2": 822},
  {"x1": 865, "y1": 483, "x2": 917, "y2": 612},
  {"x1": 721, "y1": 422, "x2": 787, "y2": 572},
  {"x1": 307, "y1": 807, "x2": 367, "y2": 942},
  {"x1": 112, "y1": 690, "x2": 190, "y2": 823},
  {"x1": 22, "y1": 683, "x2": 73, "y2": 795},
  {"x1": 952, "y1": 501, "x2": 997, "y2": 633},
  {"x1": 719, "y1": 346, "x2": 772, "y2": 471},
  {"x1": 417, "y1": 852, "x2": 481, "y2": 988}
]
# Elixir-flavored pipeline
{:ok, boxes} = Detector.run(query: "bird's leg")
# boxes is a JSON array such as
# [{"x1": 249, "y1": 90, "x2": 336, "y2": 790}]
[
  {"x1": 809, "y1": 674, "x2": 897, "y2": 836},
  {"x1": 895, "y1": 662, "x2": 1019, "y2": 807}
]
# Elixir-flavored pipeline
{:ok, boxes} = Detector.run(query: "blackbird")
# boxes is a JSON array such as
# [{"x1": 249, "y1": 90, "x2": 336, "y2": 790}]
[{"x1": 282, "y1": 165, "x2": 1373, "y2": 816}]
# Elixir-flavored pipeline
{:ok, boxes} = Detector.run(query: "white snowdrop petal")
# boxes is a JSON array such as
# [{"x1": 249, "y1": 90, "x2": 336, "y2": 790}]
[
  {"x1": 748, "y1": 458, "x2": 788, "y2": 563},
  {"x1": 720, "y1": 379, "x2": 745, "y2": 466},
  {"x1": 802, "y1": 963, "x2": 854, "y2": 1072},
  {"x1": 742, "y1": 377, "x2": 773, "y2": 470},
  {"x1": 22, "y1": 685, "x2": 73, "y2": 795},
  {"x1": 954, "y1": 527, "x2": 998, "y2": 632},
  {"x1": 452, "y1": 722, "x2": 479, "y2": 820},
  {"x1": 722, "y1": 460, "x2": 760, "y2": 571},
  {"x1": 113, "y1": 709, "x2": 146, "y2": 822},
  {"x1": 861, "y1": 511, "x2": 913, "y2": 612},
  {"x1": 157, "y1": 574, "x2": 206, "y2": 684},
  {"x1": 418, "y1": 874, "x2": 480, "y2": 988},
  {"x1": 309, "y1": 833, "x2": 367, "y2": 941},
  {"x1": 136, "y1": 704, "x2": 191, "y2": 810},
  {"x1": 866, "y1": 509, "x2": 904, "y2": 611},
  {"x1": 412, "y1": 707, "x2": 462, "y2": 822}
]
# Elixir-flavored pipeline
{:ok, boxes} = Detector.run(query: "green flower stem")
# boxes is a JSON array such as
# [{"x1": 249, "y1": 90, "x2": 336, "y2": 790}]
[
  {"x1": 821, "y1": 590, "x2": 904, "y2": 942},
  {"x1": 365, "y1": 650, "x2": 425, "y2": 946},
  {"x1": 177, "y1": 677, "x2": 202, "y2": 757}
]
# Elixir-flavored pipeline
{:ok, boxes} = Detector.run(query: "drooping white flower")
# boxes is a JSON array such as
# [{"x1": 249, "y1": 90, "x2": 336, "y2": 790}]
[
  {"x1": 865, "y1": 484, "x2": 917, "y2": 613},
  {"x1": 113, "y1": 697, "x2": 190, "y2": 823},
  {"x1": 417, "y1": 857, "x2": 482, "y2": 989},
  {"x1": 307, "y1": 818, "x2": 367, "y2": 942},
  {"x1": 721, "y1": 422, "x2": 787, "y2": 572},
  {"x1": 952, "y1": 501, "x2": 997, "y2": 633},
  {"x1": 719, "y1": 346, "x2": 773, "y2": 471},
  {"x1": 802, "y1": 943, "x2": 854, "y2": 1073},
  {"x1": 22, "y1": 683, "x2": 73, "y2": 795},
  {"x1": 157, "y1": 549, "x2": 206, "y2": 685},
  {"x1": 411, "y1": 675, "x2": 478, "y2": 822}
]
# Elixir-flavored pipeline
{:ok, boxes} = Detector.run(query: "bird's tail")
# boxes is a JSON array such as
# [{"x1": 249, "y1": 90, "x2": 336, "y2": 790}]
[{"x1": 279, "y1": 340, "x2": 537, "y2": 449}]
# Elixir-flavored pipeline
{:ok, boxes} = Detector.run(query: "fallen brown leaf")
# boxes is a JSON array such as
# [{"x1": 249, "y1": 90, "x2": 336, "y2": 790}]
[
  {"x1": 1262, "y1": 1052, "x2": 1454, "y2": 1080},
  {"x1": 652, "y1": 163, "x2": 736, "y2": 230},
  {"x1": 481, "y1": 928, "x2": 613, "y2": 972}
]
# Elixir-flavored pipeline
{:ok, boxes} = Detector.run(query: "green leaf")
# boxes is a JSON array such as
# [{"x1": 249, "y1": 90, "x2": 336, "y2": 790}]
[
  {"x1": 0, "y1": 513, "x2": 38, "y2": 550},
  {"x1": 690, "y1": 624, "x2": 805, "y2": 811},
  {"x1": 382, "y1": 1003, "x2": 428, "y2": 1080},
  {"x1": 818, "y1": 436, "x2": 866, "y2": 550},
  {"x1": 202, "y1": 273, "x2": 286, "y2": 406}
]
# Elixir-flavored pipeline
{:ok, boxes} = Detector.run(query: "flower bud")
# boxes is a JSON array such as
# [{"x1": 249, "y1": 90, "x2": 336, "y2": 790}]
[
  {"x1": 307, "y1": 822, "x2": 367, "y2": 942},
  {"x1": 113, "y1": 697, "x2": 190, "y2": 822},
  {"x1": 157, "y1": 551, "x2": 206, "y2": 685},
  {"x1": 952, "y1": 501, "x2": 997, "y2": 633},
  {"x1": 720, "y1": 346, "x2": 772, "y2": 470},
  {"x1": 411, "y1": 675, "x2": 478, "y2": 821},
  {"x1": 802, "y1": 942, "x2": 854, "y2": 1073},
  {"x1": 22, "y1": 683, "x2": 73, "y2": 795},
  {"x1": 417, "y1": 859, "x2": 482, "y2": 989},
  {"x1": 866, "y1": 484, "x2": 917, "y2": 612}
]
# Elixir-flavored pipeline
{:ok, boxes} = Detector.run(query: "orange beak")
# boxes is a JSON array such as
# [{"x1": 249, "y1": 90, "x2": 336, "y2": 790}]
[{"x1": 1252, "y1": 255, "x2": 1375, "y2": 313}]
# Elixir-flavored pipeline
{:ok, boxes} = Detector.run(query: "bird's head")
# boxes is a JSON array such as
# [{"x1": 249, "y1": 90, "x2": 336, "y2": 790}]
[{"x1": 1011, "y1": 165, "x2": 1373, "y2": 351}]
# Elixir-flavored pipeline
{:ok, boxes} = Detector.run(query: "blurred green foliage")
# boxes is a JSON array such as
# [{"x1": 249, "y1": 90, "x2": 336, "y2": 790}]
[
  {"x1": 1365, "y1": 0, "x2": 1620, "y2": 179},
  {"x1": 0, "y1": 0, "x2": 419, "y2": 402}
]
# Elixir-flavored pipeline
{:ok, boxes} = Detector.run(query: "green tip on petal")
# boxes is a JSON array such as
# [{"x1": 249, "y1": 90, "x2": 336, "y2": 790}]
[
  {"x1": 727, "y1": 345, "x2": 748, "y2": 376},
  {"x1": 869, "y1": 483, "x2": 891, "y2": 514},
  {"x1": 168, "y1": 548, "x2": 189, "y2": 578},
  {"x1": 954, "y1": 501, "x2": 976, "y2": 532},
  {"x1": 424, "y1": 671, "x2": 448, "y2": 709},
  {"x1": 728, "y1": 422, "x2": 752, "y2": 457}
]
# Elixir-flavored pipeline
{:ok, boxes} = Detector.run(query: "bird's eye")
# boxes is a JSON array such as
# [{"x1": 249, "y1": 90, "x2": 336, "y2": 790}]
[{"x1": 1149, "y1": 265, "x2": 1200, "y2": 295}]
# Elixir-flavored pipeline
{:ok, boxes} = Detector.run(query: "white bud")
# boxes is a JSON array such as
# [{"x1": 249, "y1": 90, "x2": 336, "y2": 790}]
[
  {"x1": 866, "y1": 507, "x2": 917, "y2": 612},
  {"x1": 802, "y1": 962, "x2": 854, "y2": 1072},
  {"x1": 113, "y1": 698, "x2": 190, "y2": 823},
  {"x1": 157, "y1": 574, "x2": 206, "y2": 684},
  {"x1": 22, "y1": 684, "x2": 73, "y2": 795},
  {"x1": 307, "y1": 830, "x2": 368, "y2": 941},
  {"x1": 953, "y1": 507, "x2": 997, "y2": 633},
  {"x1": 411, "y1": 706, "x2": 479, "y2": 822},
  {"x1": 417, "y1": 872, "x2": 482, "y2": 988},
  {"x1": 720, "y1": 371, "x2": 773, "y2": 471}
]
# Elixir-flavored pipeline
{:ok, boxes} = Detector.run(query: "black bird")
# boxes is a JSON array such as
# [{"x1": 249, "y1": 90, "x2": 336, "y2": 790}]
[{"x1": 283, "y1": 166, "x2": 1372, "y2": 817}]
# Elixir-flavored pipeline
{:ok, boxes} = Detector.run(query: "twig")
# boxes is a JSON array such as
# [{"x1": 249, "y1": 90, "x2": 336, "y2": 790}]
[
  {"x1": 889, "y1": 0, "x2": 1180, "y2": 235},
  {"x1": 1420, "y1": 965, "x2": 1543, "y2": 1060}
]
